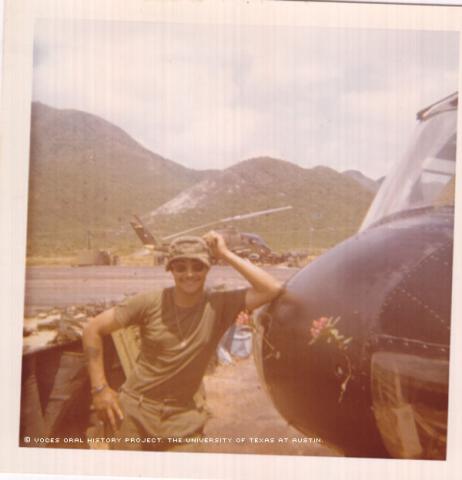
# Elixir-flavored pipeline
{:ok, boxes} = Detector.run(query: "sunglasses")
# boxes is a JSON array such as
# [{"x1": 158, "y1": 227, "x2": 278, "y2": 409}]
[{"x1": 170, "y1": 261, "x2": 207, "y2": 274}]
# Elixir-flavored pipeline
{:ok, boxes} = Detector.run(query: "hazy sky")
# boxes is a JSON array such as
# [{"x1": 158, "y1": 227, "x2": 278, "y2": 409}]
[{"x1": 32, "y1": 19, "x2": 459, "y2": 178}]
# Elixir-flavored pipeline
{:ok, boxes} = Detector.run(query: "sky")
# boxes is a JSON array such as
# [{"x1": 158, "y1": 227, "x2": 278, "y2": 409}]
[
  {"x1": 32, "y1": 18, "x2": 459, "y2": 179},
  {"x1": 1, "y1": 8, "x2": 461, "y2": 480}
]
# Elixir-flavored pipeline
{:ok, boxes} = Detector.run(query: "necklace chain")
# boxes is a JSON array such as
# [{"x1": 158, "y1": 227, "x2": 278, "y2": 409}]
[{"x1": 173, "y1": 298, "x2": 198, "y2": 347}]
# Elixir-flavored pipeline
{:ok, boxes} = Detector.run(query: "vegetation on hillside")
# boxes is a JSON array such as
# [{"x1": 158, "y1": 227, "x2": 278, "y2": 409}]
[
  {"x1": 141, "y1": 157, "x2": 374, "y2": 252},
  {"x1": 26, "y1": 103, "x2": 376, "y2": 257}
]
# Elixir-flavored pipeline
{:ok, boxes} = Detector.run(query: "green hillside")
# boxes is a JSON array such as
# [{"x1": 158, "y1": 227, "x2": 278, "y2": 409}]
[
  {"x1": 26, "y1": 103, "x2": 210, "y2": 254},
  {"x1": 140, "y1": 157, "x2": 375, "y2": 253},
  {"x1": 26, "y1": 103, "x2": 375, "y2": 256}
]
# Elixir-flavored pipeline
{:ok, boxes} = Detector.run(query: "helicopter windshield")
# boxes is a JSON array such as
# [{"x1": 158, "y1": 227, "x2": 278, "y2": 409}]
[
  {"x1": 243, "y1": 233, "x2": 270, "y2": 248},
  {"x1": 360, "y1": 97, "x2": 457, "y2": 231}
]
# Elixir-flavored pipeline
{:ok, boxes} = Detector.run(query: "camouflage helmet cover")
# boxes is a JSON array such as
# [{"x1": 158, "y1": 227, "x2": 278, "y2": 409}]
[{"x1": 166, "y1": 236, "x2": 212, "y2": 271}]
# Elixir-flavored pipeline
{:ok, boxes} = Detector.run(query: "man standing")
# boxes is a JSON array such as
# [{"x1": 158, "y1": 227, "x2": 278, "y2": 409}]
[{"x1": 82, "y1": 231, "x2": 282, "y2": 450}]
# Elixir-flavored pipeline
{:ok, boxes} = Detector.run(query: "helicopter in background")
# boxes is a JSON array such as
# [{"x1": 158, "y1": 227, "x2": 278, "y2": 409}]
[
  {"x1": 130, "y1": 206, "x2": 297, "y2": 264},
  {"x1": 254, "y1": 92, "x2": 457, "y2": 459}
]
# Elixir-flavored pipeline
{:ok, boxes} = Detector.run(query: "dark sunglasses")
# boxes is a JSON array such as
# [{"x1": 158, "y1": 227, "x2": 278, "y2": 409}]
[{"x1": 171, "y1": 261, "x2": 207, "y2": 274}]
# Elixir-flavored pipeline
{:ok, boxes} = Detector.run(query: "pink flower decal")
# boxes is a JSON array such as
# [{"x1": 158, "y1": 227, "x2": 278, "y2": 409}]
[
  {"x1": 308, "y1": 316, "x2": 352, "y2": 350},
  {"x1": 310, "y1": 316, "x2": 330, "y2": 339}
]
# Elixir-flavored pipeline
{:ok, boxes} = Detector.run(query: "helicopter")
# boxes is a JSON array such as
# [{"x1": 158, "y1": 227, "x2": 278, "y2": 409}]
[
  {"x1": 130, "y1": 206, "x2": 296, "y2": 264},
  {"x1": 253, "y1": 92, "x2": 457, "y2": 459}
]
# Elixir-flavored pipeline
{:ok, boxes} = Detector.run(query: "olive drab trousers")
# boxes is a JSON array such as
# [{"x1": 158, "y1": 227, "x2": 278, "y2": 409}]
[{"x1": 110, "y1": 389, "x2": 209, "y2": 451}]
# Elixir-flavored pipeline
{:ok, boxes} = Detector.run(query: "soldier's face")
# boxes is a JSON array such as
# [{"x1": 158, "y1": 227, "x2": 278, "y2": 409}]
[{"x1": 170, "y1": 259, "x2": 209, "y2": 295}]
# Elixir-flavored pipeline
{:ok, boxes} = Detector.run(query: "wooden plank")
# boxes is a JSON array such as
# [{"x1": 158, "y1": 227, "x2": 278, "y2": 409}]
[
  {"x1": 43, "y1": 351, "x2": 87, "y2": 435},
  {"x1": 20, "y1": 355, "x2": 47, "y2": 443}
]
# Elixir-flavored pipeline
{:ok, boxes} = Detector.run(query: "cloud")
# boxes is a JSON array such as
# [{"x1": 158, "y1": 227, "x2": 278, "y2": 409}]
[{"x1": 32, "y1": 20, "x2": 459, "y2": 178}]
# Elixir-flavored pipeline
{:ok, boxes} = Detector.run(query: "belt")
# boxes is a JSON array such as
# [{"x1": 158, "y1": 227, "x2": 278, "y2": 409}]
[{"x1": 120, "y1": 387, "x2": 192, "y2": 408}]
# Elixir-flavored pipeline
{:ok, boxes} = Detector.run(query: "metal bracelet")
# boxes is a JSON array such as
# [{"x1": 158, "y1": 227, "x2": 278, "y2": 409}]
[{"x1": 91, "y1": 384, "x2": 107, "y2": 395}]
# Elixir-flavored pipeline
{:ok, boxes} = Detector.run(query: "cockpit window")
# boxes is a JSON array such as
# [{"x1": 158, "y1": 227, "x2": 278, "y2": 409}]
[
  {"x1": 244, "y1": 233, "x2": 269, "y2": 248},
  {"x1": 360, "y1": 103, "x2": 457, "y2": 231}
]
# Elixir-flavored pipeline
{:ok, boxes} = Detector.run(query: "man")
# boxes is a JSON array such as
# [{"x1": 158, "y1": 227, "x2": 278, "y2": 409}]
[{"x1": 82, "y1": 230, "x2": 282, "y2": 450}]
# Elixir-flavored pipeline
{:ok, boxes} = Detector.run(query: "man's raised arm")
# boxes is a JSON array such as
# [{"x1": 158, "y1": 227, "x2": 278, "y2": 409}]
[{"x1": 203, "y1": 231, "x2": 283, "y2": 311}]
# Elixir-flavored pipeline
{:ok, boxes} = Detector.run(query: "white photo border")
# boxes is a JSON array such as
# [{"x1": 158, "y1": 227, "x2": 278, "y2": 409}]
[{"x1": 1, "y1": 1, "x2": 462, "y2": 479}]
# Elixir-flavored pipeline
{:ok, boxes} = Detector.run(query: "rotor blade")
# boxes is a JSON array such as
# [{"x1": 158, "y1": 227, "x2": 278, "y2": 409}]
[
  {"x1": 163, "y1": 220, "x2": 223, "y2": 240},
  {"x1": 220, "y1": 205, "x2": 293, "y2": 222},
  {"x1": 163, "y1": 206, "x2": 293, "y2": 241}
]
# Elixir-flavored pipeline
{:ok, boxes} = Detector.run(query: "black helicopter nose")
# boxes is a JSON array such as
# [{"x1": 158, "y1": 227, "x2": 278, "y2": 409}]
[
  {"x1": 254, "y1": 287, "x2": 385, "y2": 457},
  {"x1": 253, "y1": 208, "x2": 453, "y2": 458}
]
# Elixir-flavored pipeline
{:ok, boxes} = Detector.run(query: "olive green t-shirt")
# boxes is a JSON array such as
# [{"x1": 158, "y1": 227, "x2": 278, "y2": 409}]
[{"x1": 114, "y1": 287, "x2": 247, "y2": 402}]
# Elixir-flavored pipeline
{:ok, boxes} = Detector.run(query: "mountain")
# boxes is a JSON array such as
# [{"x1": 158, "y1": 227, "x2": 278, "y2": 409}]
[
  {"x1": 26, "y1": 103, "x2": 375, "y2": 255},
  {"x1": 342, "y1": 169, "x2": 380, "y2": 193},
  {"x1": 141, "y1": 157, "x2": 375, "y2": 252},
  {"x1": 26, "y1": 103, "x2": 211, "y2": 254}
]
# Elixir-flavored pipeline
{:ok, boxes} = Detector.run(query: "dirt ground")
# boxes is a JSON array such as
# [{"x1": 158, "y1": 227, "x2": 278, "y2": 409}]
[{"x1": 175, "y1": 355, "x2": 340, "y2": 457}]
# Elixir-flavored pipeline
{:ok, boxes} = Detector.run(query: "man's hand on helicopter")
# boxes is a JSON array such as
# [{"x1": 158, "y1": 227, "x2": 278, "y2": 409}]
[{"x1": 91, "y1": 385, "x2": 124, "y2": 432}]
